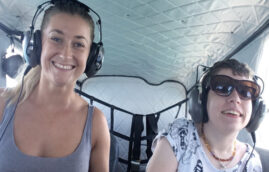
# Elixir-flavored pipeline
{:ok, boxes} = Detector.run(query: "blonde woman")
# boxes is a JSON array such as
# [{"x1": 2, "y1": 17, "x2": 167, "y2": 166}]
[{"x1": 0, "y1": 1, "x2": 109, "y2": 171}]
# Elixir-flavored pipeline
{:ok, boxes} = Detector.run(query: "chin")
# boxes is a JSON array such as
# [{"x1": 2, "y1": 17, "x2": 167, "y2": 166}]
[
  {"x1": 53, "y1": 79, "x2": 73, "y2": 88},
  {"x1": 226, "y1": 125, "x2": 244, "y2": 132}
]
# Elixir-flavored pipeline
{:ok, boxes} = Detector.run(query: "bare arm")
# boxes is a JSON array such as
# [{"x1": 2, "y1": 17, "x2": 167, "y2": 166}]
[
  {"x1": 89, "y1": 107, "x2": 110, "y2": 172},
  {"x1": 146, "y1": 137, "x2": 178, "y2": 172}
]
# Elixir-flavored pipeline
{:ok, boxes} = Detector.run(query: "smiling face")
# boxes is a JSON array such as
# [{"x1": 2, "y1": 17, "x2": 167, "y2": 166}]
[
  {"x1": 40, "y1": 12, "x2": 92, "y2": 88},
  {"x1": 206, "y1": 68, "x2": 253, "y2": 132}
]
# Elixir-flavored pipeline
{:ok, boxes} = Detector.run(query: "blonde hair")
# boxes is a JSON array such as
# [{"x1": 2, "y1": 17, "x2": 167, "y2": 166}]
[{"x1": 1, "y1": 66, "x2": 41, "y2": 106}]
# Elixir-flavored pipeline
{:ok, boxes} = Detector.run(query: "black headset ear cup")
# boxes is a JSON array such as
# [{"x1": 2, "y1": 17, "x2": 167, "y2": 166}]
[
  {"x1": 84, "y1": 42, "x2": 104, "y2": 78},
  {"x1": 22, "y1": 30, "x2": 42, "y2": 67},
  {"x1": 246, "y1": 99, "x2": 266, "y2": 133},
  {"x1": 188, "y1": 86, "x2": 204, "y2": 123},
  {"x1": 32, "y1": 30, "x2": 42, "y2": 66}
]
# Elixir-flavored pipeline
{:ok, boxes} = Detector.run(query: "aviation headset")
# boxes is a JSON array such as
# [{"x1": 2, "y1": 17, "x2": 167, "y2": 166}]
[
  {"x1": 22, "y1": 0, "x2": 104, "y2": 77},
  {"x1": 188, "y1": 60, "x2": 266, "y2": 133}
]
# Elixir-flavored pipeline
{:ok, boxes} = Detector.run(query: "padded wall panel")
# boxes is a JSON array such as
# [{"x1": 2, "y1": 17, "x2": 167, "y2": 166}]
[{"x1": 81, "y1": 76, "x2": 186, "y2": 171}]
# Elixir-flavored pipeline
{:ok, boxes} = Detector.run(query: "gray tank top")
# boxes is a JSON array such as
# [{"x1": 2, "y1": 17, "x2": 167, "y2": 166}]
[{"x1": 0, "y1": 102, "x2": 93, "y2": 172}]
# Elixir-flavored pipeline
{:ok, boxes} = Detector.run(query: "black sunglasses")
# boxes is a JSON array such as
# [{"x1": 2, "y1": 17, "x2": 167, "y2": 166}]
[{"x1": 209, "y1": 75, "x2": 260, "y2": 100}]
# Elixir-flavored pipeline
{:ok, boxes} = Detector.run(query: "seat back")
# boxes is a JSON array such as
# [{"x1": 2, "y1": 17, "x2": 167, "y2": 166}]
[
  {"x1": 256, "y1": 147, "x2": 269, "y2": 171},
  {"x1": 109, "y1": 133, "x2": 119, "y2": 172}
]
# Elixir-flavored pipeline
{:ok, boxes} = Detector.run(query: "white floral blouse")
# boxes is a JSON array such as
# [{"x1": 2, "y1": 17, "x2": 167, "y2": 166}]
[{"x1": 152, "y1": 118, "x2": 262, "y2": 172}]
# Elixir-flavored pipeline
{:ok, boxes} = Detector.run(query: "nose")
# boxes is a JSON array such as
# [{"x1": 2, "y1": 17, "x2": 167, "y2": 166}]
[
  {"x1": 227, "y1": 89, "x2": 241, "y2": 104},
  {"x1": 60, "y1": 43, "x2": 73, "y2": 59}
]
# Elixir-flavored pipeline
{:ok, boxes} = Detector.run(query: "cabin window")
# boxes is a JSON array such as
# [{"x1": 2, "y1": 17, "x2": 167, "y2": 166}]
[{"x1": 256, "y1": 35, "x2": 269, "y2": 150}]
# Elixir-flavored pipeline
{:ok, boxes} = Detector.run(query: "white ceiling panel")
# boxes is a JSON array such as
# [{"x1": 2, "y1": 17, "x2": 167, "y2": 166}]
[{"x1": 1, "y1": 0, "x2": 269, "y2": 88}]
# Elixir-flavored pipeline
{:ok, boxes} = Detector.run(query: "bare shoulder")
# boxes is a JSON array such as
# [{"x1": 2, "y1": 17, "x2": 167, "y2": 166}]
[
  {"x1": 91, "y1": 107, "x2": 110, "y2": 143},
  {"x1": 0, "y1": 88, "x2": 7, "y2": 123},
  {"x1": 89, "y1": 107, "x2": 110, "y2": 172},
  {"x1": 92, "y1": 107, "x2": 107, "y2": 124}
]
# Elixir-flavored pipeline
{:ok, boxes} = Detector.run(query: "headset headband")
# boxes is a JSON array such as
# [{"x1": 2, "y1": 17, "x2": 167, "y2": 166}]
[{"x1": 30, "y1": 0, "x2": 103, "y2": 44}]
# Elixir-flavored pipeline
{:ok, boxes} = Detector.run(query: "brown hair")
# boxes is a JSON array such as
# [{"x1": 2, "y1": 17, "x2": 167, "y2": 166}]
[
  {"x1": 41, "y1": 1, "x2": 95, "y2": 40},
  {"x1": 206, "y1": 59, "x2": 254, "y2": 79}
]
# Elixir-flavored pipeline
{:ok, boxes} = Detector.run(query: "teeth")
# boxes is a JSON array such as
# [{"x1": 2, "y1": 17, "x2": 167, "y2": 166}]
[
  {"x1": 222, "y1": 110, "x2": 240, "y2": 116},
  {"x1": 53, "y1": 62, "x2": 73, "y2": 70}
]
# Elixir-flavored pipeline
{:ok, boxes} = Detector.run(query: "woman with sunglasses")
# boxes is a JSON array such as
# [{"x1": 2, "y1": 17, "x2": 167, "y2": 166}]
[{"x1": 147, "y1": 59, "x2": 262, "y2": 172}]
